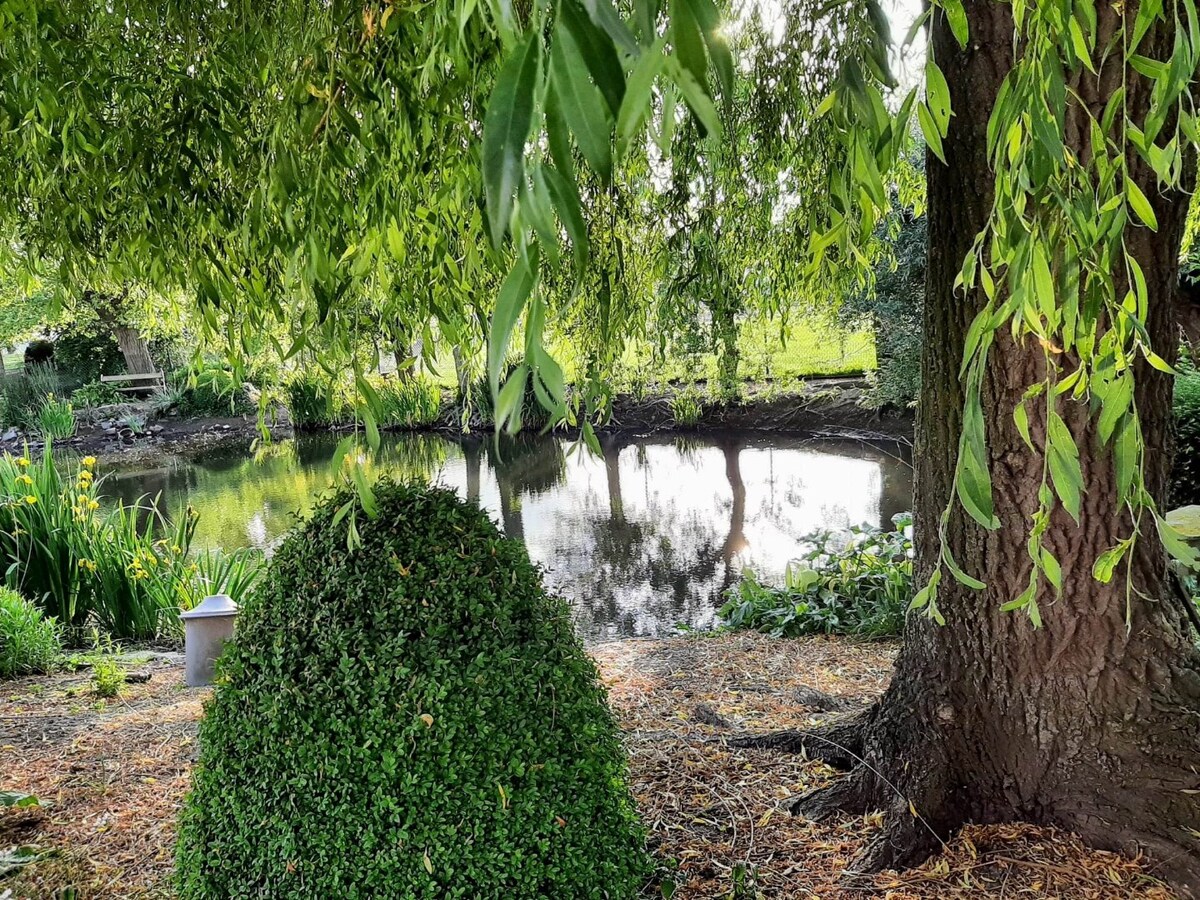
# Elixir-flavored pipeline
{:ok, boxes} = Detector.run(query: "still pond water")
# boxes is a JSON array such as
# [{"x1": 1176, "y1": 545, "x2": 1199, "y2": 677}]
[{"x1": 101, "y1": 432, "x2": 913, "y2": 642}]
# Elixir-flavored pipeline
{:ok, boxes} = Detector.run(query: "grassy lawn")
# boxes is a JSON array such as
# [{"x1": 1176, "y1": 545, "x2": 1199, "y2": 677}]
[{"x1": 422, "y1": 316, "x2": 876, "y2": 390}]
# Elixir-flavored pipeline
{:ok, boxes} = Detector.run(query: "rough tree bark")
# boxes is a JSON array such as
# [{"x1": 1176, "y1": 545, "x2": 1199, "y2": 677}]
[
  {"x1": 737, "y1": 3, "x2": 1200, "y2": 893},
  {"x1": 113, "y1": 324, "x2": 155, "y2": 374},
  {"x1": 82, "y1": 289, "x2": 156, "y2": 374}
]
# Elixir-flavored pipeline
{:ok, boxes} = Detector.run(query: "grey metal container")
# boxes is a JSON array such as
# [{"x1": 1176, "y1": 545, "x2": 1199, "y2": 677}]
[{"x1": 180, "y1": 594, "x2": 238, "y2": 687}]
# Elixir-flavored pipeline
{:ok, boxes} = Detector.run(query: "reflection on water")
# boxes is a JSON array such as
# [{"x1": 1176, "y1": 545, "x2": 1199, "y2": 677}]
[{"x1": 101, "y1": 432, "x2": 913, "y2": 642}]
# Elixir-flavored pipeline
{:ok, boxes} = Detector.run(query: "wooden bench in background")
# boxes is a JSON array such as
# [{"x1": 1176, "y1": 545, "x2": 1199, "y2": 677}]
[{"x1": 100, "y1": 371, "x2": 167, "y2": 395}]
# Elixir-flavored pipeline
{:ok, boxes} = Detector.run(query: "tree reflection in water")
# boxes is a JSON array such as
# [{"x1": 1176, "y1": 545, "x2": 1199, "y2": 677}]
[{"x1": 100, "y1": 431, "x2": 912, "y2": 641}]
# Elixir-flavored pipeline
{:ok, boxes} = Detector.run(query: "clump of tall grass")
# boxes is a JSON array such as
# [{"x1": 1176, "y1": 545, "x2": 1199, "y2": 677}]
[
  {"x1": 37, "y1": 393, "x2": 75, "y2": 438},
  {"x1": 0, "y1": 363, "x2": 63, "y2": 430},
  {"x1": 286, "y1": 371, "x2": 441, "y2": 430}
]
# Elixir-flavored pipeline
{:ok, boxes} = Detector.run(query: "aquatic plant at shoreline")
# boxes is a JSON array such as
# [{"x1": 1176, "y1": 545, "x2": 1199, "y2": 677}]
[
  {"x1": 720, "y1": 515, "x2": 913, "y2": 638},
  {"x1": 37, "y1": 393, "x2": 75, "y2": 439},
  {"x1": 0, "y1": 445, "x2": 260, "y2": 642}
]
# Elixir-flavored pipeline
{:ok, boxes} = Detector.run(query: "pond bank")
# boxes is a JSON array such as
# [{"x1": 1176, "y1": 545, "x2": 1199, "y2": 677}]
[
  {"x1": 7, "y1": 377, "x2": 912, "y2": 467},
  {"x1": 0, "y1": 633, "x2": 1175, "y2": 899}
]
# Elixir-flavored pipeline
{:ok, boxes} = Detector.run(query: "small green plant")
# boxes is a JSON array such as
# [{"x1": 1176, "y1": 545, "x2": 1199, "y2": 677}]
[
  {"x1": 90, "y1": 657, "x2": 125, "y2": 698},
  {"x1": 177, "y1": 547, "x2": 265, "y2": 610},
  {"x1": 0, "y1": 790, "x2": 40, "y2": 808},
  {"x1": 177, "y1": 480, "x2": 650, "y2": 899},
  {"x1": 720, "y1": 514, "x2": 913, "y2": 638},
  {"x1": 670, "y1": 387, "x2": 703, "y2": 427},
  {"x1": 0, "y1": 588, "x2": 61, "y2": 678},
  {"x1": 70, "y1": 380, "x2": 123, "y2": 408},
  {"x1": 37, "y1": 394, "x2": 75, "y2": 438}
]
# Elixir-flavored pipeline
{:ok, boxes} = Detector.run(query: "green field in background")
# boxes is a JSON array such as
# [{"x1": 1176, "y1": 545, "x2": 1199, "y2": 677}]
[{"x1": 424, "y1": 317, "x2": 876, "y2": 389}]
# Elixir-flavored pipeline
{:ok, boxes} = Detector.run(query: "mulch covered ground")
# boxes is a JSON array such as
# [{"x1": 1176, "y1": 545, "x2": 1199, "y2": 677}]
[{"x1": 0, "y1": 633, "x2": 1178, "y2": 899}]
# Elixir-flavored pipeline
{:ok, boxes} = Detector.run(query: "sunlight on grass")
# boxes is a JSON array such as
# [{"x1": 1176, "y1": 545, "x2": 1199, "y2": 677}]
[{"x1": 423, "y1": 317, "x2": 876, "y2": 389}]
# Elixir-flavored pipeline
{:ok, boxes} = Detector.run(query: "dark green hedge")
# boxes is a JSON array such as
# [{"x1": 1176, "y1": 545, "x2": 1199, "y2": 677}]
[
  {"x1": 1174, "y1": 368, "x2": 1200, "y2": 506},
  {"x1": 176, "y1": 480, "x2": 649, "y2": 900}
]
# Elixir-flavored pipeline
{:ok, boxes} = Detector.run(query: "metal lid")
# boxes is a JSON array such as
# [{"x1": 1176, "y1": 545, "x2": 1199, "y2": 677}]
[{"x1": 180, "y1": 594, "x2": 239, "y2": 620}]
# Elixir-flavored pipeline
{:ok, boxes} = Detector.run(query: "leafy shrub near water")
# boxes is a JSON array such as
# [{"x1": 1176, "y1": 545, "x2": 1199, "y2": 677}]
[
  {"x1": 0, "y1": 588, "x2": 61, "y2": 678},
  {"x1": 70, "y1": 380, "x2": 123, "y2": 408},
  {"x1": 177, "y1": 480, "x2": 649, "y2": 899},
  {"x1": 720, "y1": 514, "x2": 913, "y2": 637},
  {"x1": 169, "y1": 363, "x2": 257, "y2": 418}
]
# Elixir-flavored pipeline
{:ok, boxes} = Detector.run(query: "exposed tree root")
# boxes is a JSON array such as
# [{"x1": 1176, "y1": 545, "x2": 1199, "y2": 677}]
[
  {"x1": 727, "y1": 711, "x2": 867, "y2": 770},
  {"x1": 846, "y1": 799, "x2": 949, "y2": 875},
  {"x1": 787, "y1": 768, "x2": 873, "y2": 820}
]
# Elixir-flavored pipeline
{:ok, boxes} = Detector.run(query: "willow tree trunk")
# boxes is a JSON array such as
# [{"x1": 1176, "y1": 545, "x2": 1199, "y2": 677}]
[
  {"x1": 114, "y1": 325, "x2": 155, "y2": 374},
  {"x1": 748, "y1": 4, "x2": 1200, "y2": 893}
]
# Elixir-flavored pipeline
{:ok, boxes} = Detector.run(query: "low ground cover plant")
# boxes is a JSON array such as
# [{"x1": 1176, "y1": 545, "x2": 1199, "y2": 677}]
[
  {"x1": 720, "y1": 514, "x2": 913, "y2": 637},
  {"x1": 177, "y1": 480, "x2": 650, "y2": 899}
]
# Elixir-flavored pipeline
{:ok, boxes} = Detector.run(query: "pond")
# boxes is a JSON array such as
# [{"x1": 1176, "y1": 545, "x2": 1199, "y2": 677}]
[{"x1": 100, "y1": 432, "x2": 913, "y2": 642}]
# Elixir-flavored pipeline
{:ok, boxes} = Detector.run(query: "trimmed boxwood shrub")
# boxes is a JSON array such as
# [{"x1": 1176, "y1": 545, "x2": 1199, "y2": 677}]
[{"x1": 176, "y1": 480, "x2": 649, "y2": 900}]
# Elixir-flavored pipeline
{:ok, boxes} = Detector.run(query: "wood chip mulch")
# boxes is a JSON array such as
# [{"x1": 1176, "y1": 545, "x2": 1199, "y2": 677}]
[{"x1": 0, "y1": 634, "x2": 1179, "y2": 899}]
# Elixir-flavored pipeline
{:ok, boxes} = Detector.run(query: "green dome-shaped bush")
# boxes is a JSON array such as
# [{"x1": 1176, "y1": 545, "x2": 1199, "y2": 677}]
[{"x1": 176, "y1": 481, "x2": 649, "y2": 899}]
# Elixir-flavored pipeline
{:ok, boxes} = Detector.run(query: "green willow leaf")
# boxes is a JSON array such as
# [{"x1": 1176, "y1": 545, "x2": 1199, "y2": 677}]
[
  {"x1": 542, "y1": 164, "x2": 589, "y2": 279},
  {"x1": 669, "y1": 0, "x2": 707, "y2": 93},
  {"x1": 1092, "y1": 540, "x2": 1131, "y2": 583},
  {"x1": 918, "y1": 101, "x2": 946, "y2": 163},
  {"x1": 666, "y1": 58, "x2": 721, "y2": 138},
  {"x1": 941, "y1": 0, "x2": 969, "y2": 48},
  {"x1": 487, "y1": 259, "x2": 536, "y2": 399},
  {"x1": 617, "y1": 40, "x2": 666, "y2": 156},
  {"x1": 1046, "y1": 412, "x2": 1083, "y2": 524},
  {"x1": 579, "y1": 0, "x2": 639, "y2": 54},
  {"x1": 685, "y1": 0, "x2": 733, "y2": 102},
  {"x1": 550, "y1": 23, "x2": 613, "y2": 182},
  {"x1": 560, "y1": 0, "x2": 626, "y2": 116},
  {"x1": 925, "y1": 61, "x2": 952, "y2": 134},
  {"x1": 482, "y1": 33, "x2": 540, "y2": 248},
  {"x1": 1125, "y1": 175, "x2": 1159, "y2": 230},
  {"x1": 495, "y1": 363, "x2": 530, "y2": 433}
]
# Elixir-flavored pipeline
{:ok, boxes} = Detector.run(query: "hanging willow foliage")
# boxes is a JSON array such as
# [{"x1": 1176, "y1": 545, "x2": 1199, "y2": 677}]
[
  {"x1": 2, "y1": 0, "x2": 1196, "y2": 605},
  {"x1": 806, "y1": 0, "x2": 1200, "y2": 621}
]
